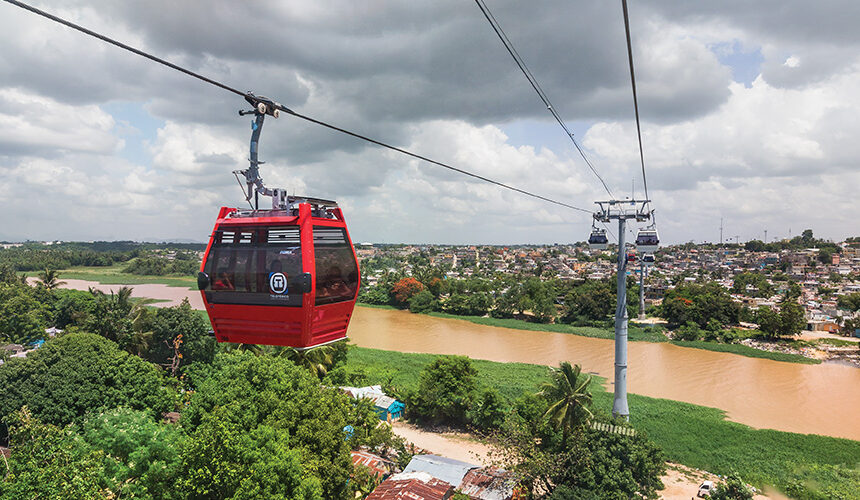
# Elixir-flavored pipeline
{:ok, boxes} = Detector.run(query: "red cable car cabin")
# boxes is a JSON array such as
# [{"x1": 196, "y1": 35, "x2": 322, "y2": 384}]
[{"x1": 197, "y1": 201, "x2": 360, "y2": 348}]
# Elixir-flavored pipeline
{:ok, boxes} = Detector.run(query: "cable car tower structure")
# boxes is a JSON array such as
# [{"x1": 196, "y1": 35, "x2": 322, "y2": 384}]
[{"x1": 593, "y1": 199, "x2": 651, "y2": 420}]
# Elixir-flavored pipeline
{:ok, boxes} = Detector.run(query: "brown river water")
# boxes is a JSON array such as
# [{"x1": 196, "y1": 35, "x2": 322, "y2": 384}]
[{"x1": 51, "y1": 279, "x2": 860, "y2": 440}]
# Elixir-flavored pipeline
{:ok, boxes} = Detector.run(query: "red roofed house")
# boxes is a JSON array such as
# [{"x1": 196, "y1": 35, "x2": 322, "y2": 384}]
[{"x1": 366, "y1": 471, "x2": 454, "y2": 500}]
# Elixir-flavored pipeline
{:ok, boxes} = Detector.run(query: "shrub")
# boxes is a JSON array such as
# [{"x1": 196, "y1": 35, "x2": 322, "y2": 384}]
[
  {"x1": 407, "y1": 355, "x2": 478, "y2": 426},
  {"x1": 467, "y1": 388, "x2": 507, "y2": 432},
  {"x1": 408, "y1": 290, "x2": 437, "y2": 313}
]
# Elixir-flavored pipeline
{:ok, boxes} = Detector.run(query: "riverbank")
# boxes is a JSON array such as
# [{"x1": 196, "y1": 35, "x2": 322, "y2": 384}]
[
  {"x1": 347, "y1": 346, "x2": 860, "y2": 498},
  {"x1": 33, "y1": 267, "x2": 845, "y2": 366},
  {"x1": 25, "y1": 277, "x2": 205, "y2": 309},
  {"x1": 28, "y1": 276, "x2": 860, "y2": 439}
]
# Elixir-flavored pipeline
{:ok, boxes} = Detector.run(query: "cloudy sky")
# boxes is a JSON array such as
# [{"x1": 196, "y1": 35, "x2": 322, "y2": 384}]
[{"x1": 1, "y1": 0, "x2": 858, "y2": 245}]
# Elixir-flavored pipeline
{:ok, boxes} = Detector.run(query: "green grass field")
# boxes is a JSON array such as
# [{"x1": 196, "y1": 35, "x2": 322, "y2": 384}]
[
  {"x1": 346, "y1": 346, "x2": 860, "y2": 497},
  {"x1": 26, "y1": 263, "x2": 197, "y2": 289}
]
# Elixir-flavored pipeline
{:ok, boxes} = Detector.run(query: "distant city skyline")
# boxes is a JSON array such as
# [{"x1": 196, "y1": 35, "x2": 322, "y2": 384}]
[{"x1": 1, "y1": 1, "x2": 859, "y2": 245}]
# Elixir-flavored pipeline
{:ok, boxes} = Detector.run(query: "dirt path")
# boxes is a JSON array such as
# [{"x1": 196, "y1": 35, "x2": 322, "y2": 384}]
[
  {"x1": 658, "y1": 463, "x2": 780, "y2": 500},
  {"x1": 390, "y1": 422, "x2": 493, "y2": 466},
  {"x1": 387, "y1": 425, "x2": 780, "y2": 499},
  {"x1": 798, "y1": 329, "x2": 860, "y2": 343}
]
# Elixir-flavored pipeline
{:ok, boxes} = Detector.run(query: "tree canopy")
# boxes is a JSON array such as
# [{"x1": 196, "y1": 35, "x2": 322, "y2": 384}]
[
  {"x1": 407, "y1": 355, "x2": 479, "y2": 426},
  {"x1": 660, "y1": 282, "x2": 741, "y2": 330},
  {"x1": 180, "y1": 352, "x2": 375, "y2": 499},
  {"x1": 0, "y1": 333, "x2": 173, "y2": 433}
]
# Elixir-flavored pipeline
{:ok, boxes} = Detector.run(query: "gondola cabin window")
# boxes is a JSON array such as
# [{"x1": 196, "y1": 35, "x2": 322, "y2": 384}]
[
  {"x1": 202, "y1": 226, "x2": 304, "y2": 306},
  {"x1": 313, "y1": 226, "x2": 359, "y2": 305}
]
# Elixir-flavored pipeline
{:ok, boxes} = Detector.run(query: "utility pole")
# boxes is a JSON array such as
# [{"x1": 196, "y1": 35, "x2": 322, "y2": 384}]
[
  {"x1": 594, "y1": 199, "x2": 650, "y2": 421},
  {"x1": 720, "y1": 217, "x2": 724, "y2": 247},
  {"x1": 638, "y1": 258, "x2": 646, "y2": 321},
  {"x1": 764, "y1": 229, "x2": 768, "y2": 243}
]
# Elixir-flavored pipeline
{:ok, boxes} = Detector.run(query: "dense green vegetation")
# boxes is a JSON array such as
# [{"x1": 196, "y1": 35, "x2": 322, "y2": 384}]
[
  {"x1": 343, "y1": 346, "x2": 860, "y2": 499},
  {"x1": 838, "y1": 292, "x2": 860, "y2": 312},
  {"x1": 123, "y1": 250, "x2": 201, "y2": 276},
  {"x1": 0, "y1": 241, "x2": 204, "y2": 272},
  {"x1": 743, "y1": 229, "x2": 840, "y2": 253},
  {"x1": 659, "y1": 281, "x2": 742, "y2": 330},
  {"x1": 0, "y1": 334, "x2": 174, "y2": 430},
  {"x1": 1, "y1": 339, "x2": 393, "y2": 498},
  {"x1": 361, "y1": 265, "x2": 642, "y2": 326}
]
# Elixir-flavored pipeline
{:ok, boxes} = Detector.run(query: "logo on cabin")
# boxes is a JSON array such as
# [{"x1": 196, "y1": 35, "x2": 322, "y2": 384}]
[{"x1": 269, "y1": 272, "x2": 288, "y2": 294}]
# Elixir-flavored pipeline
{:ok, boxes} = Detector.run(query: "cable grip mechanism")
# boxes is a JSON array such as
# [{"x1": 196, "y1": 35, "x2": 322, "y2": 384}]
[{"x1": 232, "y1": 92, "x2": 290, "y2": 209}]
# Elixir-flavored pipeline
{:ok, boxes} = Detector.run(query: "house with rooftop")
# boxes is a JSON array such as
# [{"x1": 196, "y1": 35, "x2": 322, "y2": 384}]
[{"x1": 340, "y1": 385, "x2": 405, "y2": 422}]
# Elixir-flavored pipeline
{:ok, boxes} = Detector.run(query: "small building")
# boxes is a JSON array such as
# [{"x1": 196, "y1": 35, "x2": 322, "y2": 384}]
[
  {"x1": 340, "y1": 385, "x2": 405, "y2": 422},
  {"x1": 807, "y1": 320, "x2": 840, "y2": 333},
  {"x1": 1, "y1": 344, "x2": 25, "y2": 356},
  {"x1": 402, "y1": 455, "x2": 519, "y2": 500},
  {"x1": 45, "y1": 327, "x2": 63, "y2": 338},
  {"x1": 367, "y1": 471, "x2": 454, "y2": 500}
]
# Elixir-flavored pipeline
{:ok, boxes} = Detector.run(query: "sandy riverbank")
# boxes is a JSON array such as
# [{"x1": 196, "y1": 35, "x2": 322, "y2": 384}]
[{"x1": 27, "y1": 277, "x2": 205, "y2": 309}]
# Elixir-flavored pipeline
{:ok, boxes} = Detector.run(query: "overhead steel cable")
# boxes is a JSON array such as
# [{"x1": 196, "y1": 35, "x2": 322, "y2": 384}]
[
  {"x1": 278, "y1": 107, "x2": 592, "y2": 213},
  {"x1": 2, "y1": 0, "x2": 592, "y2": 215},
  {"x1": 620, "y1": 0, "x2": 650, "y2": 207},
  {"x1": 473, "y1": 0, "x2": 615, "y2": 199}
]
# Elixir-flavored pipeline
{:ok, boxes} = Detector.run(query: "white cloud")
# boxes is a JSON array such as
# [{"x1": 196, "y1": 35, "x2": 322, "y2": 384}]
[
  {"x1": 0, "y1": 89, "x2": 120, "y2": 156},
  {"x1": 0, "y1": 1, "x2": 859, "y2": 244}
]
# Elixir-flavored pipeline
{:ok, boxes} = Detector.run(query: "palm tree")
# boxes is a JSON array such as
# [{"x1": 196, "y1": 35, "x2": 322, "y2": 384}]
[
  {"x1": 278, "y1": 345, "x2": 335, "y2": 380},
  {"x1": 38, "y1": 268, "x2": 66, "y2": 290},
  {"x1": 219, "y1": 342, "x2": 264, "y2": 356},
  {"x1": 87, "y1": 286, "x2": 149, "y2": 348},
  {"x1": 539, "y1": 362, "x2": 593, "y2": 445}
]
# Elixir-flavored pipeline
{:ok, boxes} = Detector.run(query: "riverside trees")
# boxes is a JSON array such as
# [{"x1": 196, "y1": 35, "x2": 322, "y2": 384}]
[
  {"x1": 401, "y1": 356, "x2": 666, "y2": 498},
  {"x1": 0, "y1": 339, "x2": 391, "y2": 499},
  {"x1": 486, "y1": 361, "x2": 665, "y2": 498},
  {"x1": 0, "y1": 271, "x2": 392, "y2": 499}
]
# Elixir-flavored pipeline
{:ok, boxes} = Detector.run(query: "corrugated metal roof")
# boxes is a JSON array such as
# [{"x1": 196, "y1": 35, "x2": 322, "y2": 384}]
[
  {"x1": 404, "y1": 454, "x2": 478, "y2": 488},
  {"x1": 458, "y1": 467, "x2": 517, "y2": 500},
  {"x1": 351, "y1": 450, "x2": 391, "y2": 478},
  {"x1": 367, "y1": 471, "x2": 453, "y2": 500},
  {"x1": 340, "y1": 385, "x2": 403, "y2": 412}
]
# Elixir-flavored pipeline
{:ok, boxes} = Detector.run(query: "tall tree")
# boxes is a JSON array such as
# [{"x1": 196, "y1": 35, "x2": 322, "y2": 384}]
[
  {"x1": 37, "y1": 268, "x2": 66, "y2": 291},
  {"x1": 409, "y1": 355, "x2": 478, "y2": 425},
  {"x1": 539, "y1": 362, "x2": 593, "y2": 445},
  {"x1": 278, "y1": 345, "x2": 336, "y2": 380}
]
